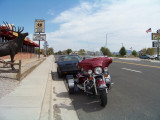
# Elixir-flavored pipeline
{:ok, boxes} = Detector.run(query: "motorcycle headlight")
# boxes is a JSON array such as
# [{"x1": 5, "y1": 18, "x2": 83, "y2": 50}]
[
  {"x1": 94, "y1": 67, "x2": 102, "y2": 74},
  {"x1": 88, "y1": 69, "x2": 92, "y2": 74},
  {"x1": 104, "y1": 67, "x2": 108, "y2": 72}
]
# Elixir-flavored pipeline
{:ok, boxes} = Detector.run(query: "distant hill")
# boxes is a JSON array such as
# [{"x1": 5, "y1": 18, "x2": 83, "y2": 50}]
[{"x1": 112, "y1": 50, "x2": 139, "y2": 56}]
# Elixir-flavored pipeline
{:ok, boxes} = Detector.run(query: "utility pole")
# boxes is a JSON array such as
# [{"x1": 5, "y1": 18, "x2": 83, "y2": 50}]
[
  {"x1": 121, "y1": 43, "x2": 123, "y2": 47},
  {"x1": 105, "y1": 34, "x2": 107, "y2": 48},
  {"x1": 105, "y1": 33, "x2": 113, "y2": 48}
]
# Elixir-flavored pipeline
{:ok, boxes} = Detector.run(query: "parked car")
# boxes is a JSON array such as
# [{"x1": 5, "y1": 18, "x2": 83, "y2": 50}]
[
  {"x1": 82, "y1": 56, "x2": 93, "y2": 60},
  {"x1": 152, "y1": 54, "x2": 159, "y2": 60},
  {"x1": 139, "y1": 54, "x2": 154, "y2": 60},
  {"x1": 55, "y1": 55, "x2": 81, "y2": 77}
]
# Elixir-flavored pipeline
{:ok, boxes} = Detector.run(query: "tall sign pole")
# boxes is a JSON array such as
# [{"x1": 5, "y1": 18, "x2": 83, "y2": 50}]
[
  {"x1": 157, "y1": 29, "x2": 160, "y2": 60},
  {"x1": 39, "y1": 32, "x2": 40, "y2": 58},
  {"x1": 152, "y1": 30, "x2": 160, "y2": 60},
  {"x1": 34, "y1": 19, "x2": 45, "y2": 58}
]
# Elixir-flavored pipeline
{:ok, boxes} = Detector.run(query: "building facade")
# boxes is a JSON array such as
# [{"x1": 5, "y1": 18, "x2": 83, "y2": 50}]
[{"x1": 0, "y1": 25, "x2": 39, "y2": 60}]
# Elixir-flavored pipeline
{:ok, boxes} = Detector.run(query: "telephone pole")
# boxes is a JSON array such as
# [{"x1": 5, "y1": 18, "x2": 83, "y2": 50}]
[{"x1": 105, "y1": 33, "x2": 113, "y2": 48}]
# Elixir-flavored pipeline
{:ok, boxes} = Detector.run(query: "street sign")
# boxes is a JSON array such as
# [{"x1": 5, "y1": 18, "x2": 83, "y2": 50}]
[
  {"x1": 152, "y1": 33, "x2": 160, "y2": 40},
  {"x1": 35, "y1": 19, "x2": 45, "y2": 33},
  {"x1": 43, "y1": 41, "x2": 49, "y2": 46},
  {"x1": 157, "y1": 29, "x2": 160, "y2": 33},
  {"x1": 33, "y1": 34, "x2": 46, "y2": 41},
  {"x1": 152, "y1": 41, "x2": 160, "y2": 47}
]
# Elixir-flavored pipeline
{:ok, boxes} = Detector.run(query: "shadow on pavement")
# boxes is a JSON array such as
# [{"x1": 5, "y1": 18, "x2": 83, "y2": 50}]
[
  {"x1": 69, "y1": 92, "x2": 104, "y2": 113},
  {"x1": 51, "y1": 71, "x2": 66, "y2": 81}
]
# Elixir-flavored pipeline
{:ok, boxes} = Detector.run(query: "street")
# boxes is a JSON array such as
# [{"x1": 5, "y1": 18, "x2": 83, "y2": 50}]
[{"x1": 54, "y1": 58, "x2": 160, "y2": 120}]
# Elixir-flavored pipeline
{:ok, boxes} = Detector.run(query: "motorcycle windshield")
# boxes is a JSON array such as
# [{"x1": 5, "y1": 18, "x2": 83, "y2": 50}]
[{"x1": 78, "y1": 57, "x2": 112, "y2": 71}]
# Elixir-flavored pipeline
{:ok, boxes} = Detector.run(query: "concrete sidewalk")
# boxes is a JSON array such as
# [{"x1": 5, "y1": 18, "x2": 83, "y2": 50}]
[
  {"x1": 51, "y1": 57, "x2": 79, "y2": 120},
  {"x1": 0, "y1": 55, "x2": 53, "y2": 120}
]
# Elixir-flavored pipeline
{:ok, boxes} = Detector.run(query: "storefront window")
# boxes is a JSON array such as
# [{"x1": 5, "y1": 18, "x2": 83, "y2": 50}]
[{"x1": 22, "y1": 45, "x2": 26, "y2": 52}]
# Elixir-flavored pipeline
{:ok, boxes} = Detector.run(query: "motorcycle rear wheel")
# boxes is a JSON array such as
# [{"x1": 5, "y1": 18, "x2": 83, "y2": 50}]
[
  {"x1": 100, "y1": 89, "x2": 107, "y2": 107},
  {"x1": 57, "y1": 68, "x2": 62, "y2": 78},
  {"x1": 68, "y1": 85, "x2": 74, "y2": 94}
]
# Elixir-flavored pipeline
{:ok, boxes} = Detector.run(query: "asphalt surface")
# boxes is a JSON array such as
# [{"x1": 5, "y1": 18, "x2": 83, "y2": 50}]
[{"x1": 59, "y1": 58, "x2": 160, "y2": 120}]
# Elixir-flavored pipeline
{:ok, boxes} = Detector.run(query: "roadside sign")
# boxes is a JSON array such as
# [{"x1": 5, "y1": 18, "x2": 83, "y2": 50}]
[
  {"x1": 152, "y1": 33, "x2": 160, "y2": 40},
  {"x1": 33, "y1": 34, "x2": 46, "y2": 41},
  {"x1": 43, "y1": 41, "x2": 49, "y2": 46},
  {"x1": 35, "y1": 19, "x2": 45, "y2": 33},
  {"x1": 157, "y1": 29, "x2": 160, "y2": 33},
  {"x1": 152, "y1": 41, "x2": 160, "y2": 47}
]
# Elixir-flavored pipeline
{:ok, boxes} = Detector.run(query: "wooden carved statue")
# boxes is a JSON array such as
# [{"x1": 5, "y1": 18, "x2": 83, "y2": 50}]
[{"x1": 0, "y1": 22, "x2": 28, "y2": 71}]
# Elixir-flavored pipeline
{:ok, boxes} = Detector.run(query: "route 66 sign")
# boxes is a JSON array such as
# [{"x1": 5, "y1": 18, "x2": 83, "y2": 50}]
[{"x1": 35, "y1": 19, "x2": 45, "y2": 33}]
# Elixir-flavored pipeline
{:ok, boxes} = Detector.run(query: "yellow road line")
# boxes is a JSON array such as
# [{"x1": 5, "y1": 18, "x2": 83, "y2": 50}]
[{"x1": 114, "y1": 61, "x2": 160, "y2": 69}]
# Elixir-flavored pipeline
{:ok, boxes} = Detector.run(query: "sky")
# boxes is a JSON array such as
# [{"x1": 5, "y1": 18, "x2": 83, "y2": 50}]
[{"x1": 0, "y1": 0, "x2": 160, "y2": 52}]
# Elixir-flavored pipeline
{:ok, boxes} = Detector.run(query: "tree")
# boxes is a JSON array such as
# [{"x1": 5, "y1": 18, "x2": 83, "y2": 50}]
[
  {"x1": 66, "y1": 49, "x2": 72, "y2": 55},
  {"x1": 139, "y1": 48, "x2": 156, "y2": 56},
  {"x1": 119, "y1": 46, "x2": 126, "y2": 56},
  {"x1": 139, "y1": 48, "x2": 147, "y2": 56},
  {"x1": 57, "y1": 50, "x2": 62, "y2": 55},
  {"x1": 100, "y1": 47, "x2": 111, "y2": 56},
  {"x1": 35, "y1": 48, "x2": 39, "y2": 54},
  {"x1": 48, "y1": 47, "x2": 54, "y2": 55},
  {"x1": 146, "y1": 48, "x2": 156, "y2": 55},
  {"x1": 132, "y1": 50, "x2": 137, "y2": 57},
  {"x1": 78, "y1": 49, "x2": 86, "y2": 55}
]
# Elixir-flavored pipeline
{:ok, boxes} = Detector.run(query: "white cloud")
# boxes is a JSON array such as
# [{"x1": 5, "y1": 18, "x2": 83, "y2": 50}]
[
  {"x1": 47, "y1": 0, "x2": 160, "y2": 52},
  {"x1": 47, "y1": 9, "x2": 55, "y2": 16}
]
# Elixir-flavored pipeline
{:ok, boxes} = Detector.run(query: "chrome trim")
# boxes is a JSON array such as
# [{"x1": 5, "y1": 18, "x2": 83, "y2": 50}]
[
  {"x1": 93, "y1": 77, "x2": 98, "y2": 95},
  {"x1": 68, "y1": 79, "x2": 74, "y2": 89},
  {"x1": 84, "y1": 79, "x2": 89, "y2": 92}
]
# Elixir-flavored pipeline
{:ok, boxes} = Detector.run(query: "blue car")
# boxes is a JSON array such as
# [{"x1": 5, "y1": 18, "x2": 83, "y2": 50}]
[
  {"x1": 139, "y1": 54, "x2": 154, "y2": 60},
  {"x1": 55, "y1": 55, "x2": 81, "y2": 77}
]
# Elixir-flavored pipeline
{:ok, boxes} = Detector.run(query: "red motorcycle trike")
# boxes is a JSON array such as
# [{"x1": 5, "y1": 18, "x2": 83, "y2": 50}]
[{"x1": 66, "y1": 56, "x2": 113, "y2": 107}]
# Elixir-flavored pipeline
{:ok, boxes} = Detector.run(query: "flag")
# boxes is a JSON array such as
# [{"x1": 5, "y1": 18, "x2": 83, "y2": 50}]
[{"x1": 146, "y1": 28, "x2": 151, "y2": 33}]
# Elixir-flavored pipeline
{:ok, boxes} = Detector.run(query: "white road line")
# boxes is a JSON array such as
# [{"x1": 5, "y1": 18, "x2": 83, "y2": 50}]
[{"x1": 122, "y1": 68, "x2": 142, "y2": 73}]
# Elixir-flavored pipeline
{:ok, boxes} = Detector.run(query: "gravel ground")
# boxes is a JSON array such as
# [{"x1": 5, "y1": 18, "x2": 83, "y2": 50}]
[{"x1": 0, "y1": 56, "x2": 45, "y2": 99}]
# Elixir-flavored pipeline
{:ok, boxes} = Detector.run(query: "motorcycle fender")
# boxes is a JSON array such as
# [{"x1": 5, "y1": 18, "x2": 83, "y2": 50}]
[
  {"x1": 66, "y1": 75, "x2": 74, "y2": 89},
  {"x1": 68, "y1": 78, "x2": 74, "y2": 89},
  {"x1": 97, "y1": 79, "x2": 107, "y2": 89}
]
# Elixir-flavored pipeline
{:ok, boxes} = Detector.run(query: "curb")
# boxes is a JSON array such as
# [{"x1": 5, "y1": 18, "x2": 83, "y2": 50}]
[{"x1": 39, "y1": 56, "x2": 53, "y2": 120}]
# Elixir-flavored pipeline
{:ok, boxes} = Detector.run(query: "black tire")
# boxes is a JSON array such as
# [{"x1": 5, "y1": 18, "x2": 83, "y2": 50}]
[
  {"x1": 68, "y1": 87, "x2": 74, "y2": 94},
  {"x1": 57, "y1": 68, "x2": 62, "y2": 78},
  {"x1": 100, "y1": 89, "x2": 107, "y2": 107}
]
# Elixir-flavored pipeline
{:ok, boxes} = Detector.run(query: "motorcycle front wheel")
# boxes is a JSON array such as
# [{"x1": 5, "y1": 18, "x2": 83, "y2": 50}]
[{"x1": 100, "y1": 89, "x2": 107, "y2": 107}]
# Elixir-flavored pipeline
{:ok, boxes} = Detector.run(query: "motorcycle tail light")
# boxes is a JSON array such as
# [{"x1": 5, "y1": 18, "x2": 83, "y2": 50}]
[{"x1": 105, "y1": 74, "x2": 108, "y2": 77}]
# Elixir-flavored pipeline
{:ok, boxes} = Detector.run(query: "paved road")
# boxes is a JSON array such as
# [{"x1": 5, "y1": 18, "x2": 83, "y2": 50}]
[{"x1": 59, "y1": 58, "x2": 160, "y2": 120}]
